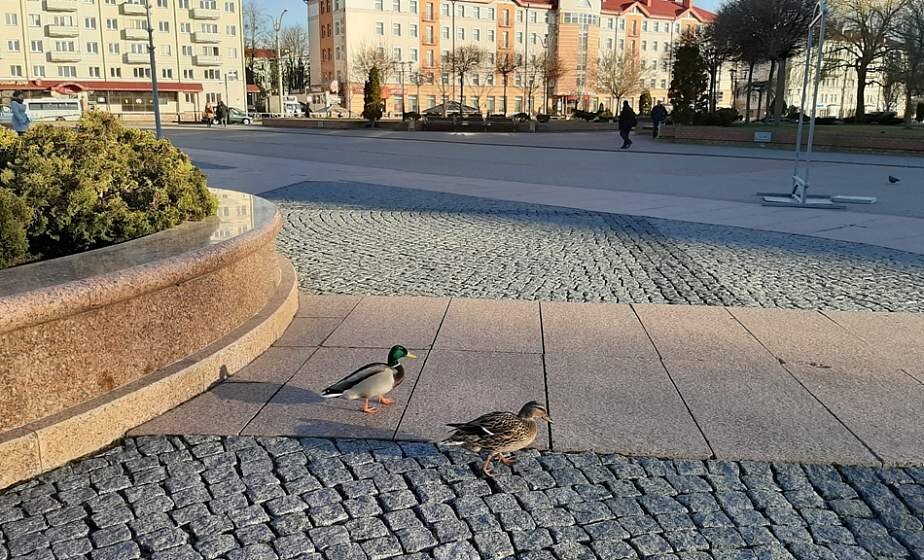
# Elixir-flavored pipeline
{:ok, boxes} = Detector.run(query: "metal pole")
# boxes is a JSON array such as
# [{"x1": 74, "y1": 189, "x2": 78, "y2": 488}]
[
  {"x1": 275, "y1": 9, "x2": 287, "y2": 113},
  {"x1": 803, "y1": 0, "x2": 826, "y2": 199},
  {"x1": 525, "y1": 3, "x2": 529, "y2": 115},
  {"x1": 400, "y1": 62, "x2": 406, "y2": 115},
  {"x1": 144, "y1": 0, "x2": 162, "y2": 138},
  {"x1": 451, "y1": 0, "x2": 456, "y2": 113},
  {"x1": 792, "y1": 14, "x2": 814, "y2": 192}
]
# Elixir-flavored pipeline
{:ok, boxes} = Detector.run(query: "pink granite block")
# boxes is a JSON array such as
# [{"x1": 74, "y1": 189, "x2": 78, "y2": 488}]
[
  {"x1": 324, "y1": 296, "x2": 449, "y2": 349},
  {"x1": 434, "y1": 299, "x2": 542, "y2": 353},
  {"x1": 297, "y1": 295, "x2": 363, "y2": 318}
]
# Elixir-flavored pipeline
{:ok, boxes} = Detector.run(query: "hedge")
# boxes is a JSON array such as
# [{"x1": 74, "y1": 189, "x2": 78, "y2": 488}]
[{"x1": 0, "y1": 111, "x2": 217, "y2": 269}]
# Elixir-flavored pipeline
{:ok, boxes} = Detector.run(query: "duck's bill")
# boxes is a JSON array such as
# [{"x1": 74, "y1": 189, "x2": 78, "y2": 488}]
[{"x1": 406, "y1": 353, "x2": 418, "y2": 359}]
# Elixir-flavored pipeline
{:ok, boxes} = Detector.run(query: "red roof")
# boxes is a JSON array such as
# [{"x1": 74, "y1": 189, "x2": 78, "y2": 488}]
[
  {"x1": 245, "y1": 48, "x2": 277, "y2": 59},
  {"x1": 0, "y1": 80, "x2": 204, "y2": 93},
  {"x1": 601, "y1": 0, "x2": 715, "y2": 21}
]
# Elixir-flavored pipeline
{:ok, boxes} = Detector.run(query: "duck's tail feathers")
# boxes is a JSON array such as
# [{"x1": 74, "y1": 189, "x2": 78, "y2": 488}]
[{"x1": 321, "y1": 390, "x2": 343, "y2": 398}]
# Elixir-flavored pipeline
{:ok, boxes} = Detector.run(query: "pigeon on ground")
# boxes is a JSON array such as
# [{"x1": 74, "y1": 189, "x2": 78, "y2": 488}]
[{"x1": 889, "y1": 176, "x2": 901, "y2": 184}]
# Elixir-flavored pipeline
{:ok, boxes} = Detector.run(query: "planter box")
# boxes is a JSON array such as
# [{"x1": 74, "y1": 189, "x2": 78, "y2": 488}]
[{"x1": 665, "y1": 125, "x2": 924, "y2": 154}]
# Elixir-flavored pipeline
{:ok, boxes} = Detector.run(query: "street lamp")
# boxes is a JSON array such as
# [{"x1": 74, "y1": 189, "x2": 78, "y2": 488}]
[
  {"x1": 273, "y1": 9, "x2": 288, "y2": 111},
  {"x1": 125, "y1": 0, "x2": 162, "y2": 138}
]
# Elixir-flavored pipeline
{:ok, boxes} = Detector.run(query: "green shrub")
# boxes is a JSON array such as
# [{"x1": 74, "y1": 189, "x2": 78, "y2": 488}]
[
  {"x1": 536, "y1": 113, "x2": 550, "y2": 123},
  {"x1": 0, "y1": 186, "x2": 30, "y2": 269},
  {"x1": 0, "y1": 111, "x2": 216, "y2": 266},
  {"x1": 571, "y1": 109, "x2": 598, "y2": 121}
]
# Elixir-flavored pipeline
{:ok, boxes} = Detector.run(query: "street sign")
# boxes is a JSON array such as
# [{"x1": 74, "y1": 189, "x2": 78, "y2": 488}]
[{"x1": 753, "y1": 131, "x2": 772, "y2": 143}]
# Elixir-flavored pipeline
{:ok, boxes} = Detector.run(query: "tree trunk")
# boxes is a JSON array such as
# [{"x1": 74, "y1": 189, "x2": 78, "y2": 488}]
[
  {"x1": 904, "y1": 89, "x2": 914, "y2": 128},
  {"x1": 756, "y1": 88, "x2": 764, "y2": 122},
  {"x1": 773, "y1": 57, "x2": 788, "y2": 123},
  {"x1": 460, "y1": 73, "x2": 464, "y2": 113},
  {"x1": 855, "y1": 66, "x2": 868, "y2": 123},
  {"x1": 503, "y1": 75, "x2": 508, "y2": 115},
  {"x1": 745, "y1": 62, "x2": 755, "y2": 124},
  {"x1": 764, "y1": 61, "x2": 776, "y2": 121}
]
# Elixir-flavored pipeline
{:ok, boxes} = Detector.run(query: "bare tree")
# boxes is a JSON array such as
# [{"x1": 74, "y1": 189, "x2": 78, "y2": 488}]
[
  {"x1": 281, "y1": 26, "x2": 309, "y2": 93},
  {"x1": 495, "y1": 53, "x2": 522, "y2": 114},
  {"x1": 351, "y1": 44, "x2": 397, "y2": 83},
  {"x1": 446, "y1": 46, "x2": 487, "y2": 112},
  {"x1": 243, "y1": 1, "x2": 269, "y2": 86},
  {"x1": 714, "y1": 0, "x2": 769, "y2": 122},
  {"x1": 830, "y1": 0, "x2": 909, "y2": 122},
  {"x1": 595, "y1": 50, "x2": 648, "y2": 110},
  {"x1": 698, "y1": 25, "x2": 733, "y2": 112},
  {"x1": 889, "y1": 0, "x2": 924, "y2": 125},
  {"x1": 532, "y1": 52, "x2": 566, "y2": 114}
]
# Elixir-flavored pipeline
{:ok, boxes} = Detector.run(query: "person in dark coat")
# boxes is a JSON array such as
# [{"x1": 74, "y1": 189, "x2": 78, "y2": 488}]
[
  {"x1": 618, "y1": 101, "x2": 637, "y2": 150},
  {"x1": 651, "y1": 101, "x2": 668, "y2": 138},
  {"x1": 216, "y1": 100, "x2": 228, "y2": 127}
]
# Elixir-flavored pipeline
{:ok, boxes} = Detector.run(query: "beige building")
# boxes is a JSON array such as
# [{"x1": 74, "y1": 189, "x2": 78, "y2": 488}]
[
  {"x1": 306, "y1": 0, "x2": 718, "y2": 116},
  {"x1": 0, "y1": 0, "x2": 247, "y2": 121}
]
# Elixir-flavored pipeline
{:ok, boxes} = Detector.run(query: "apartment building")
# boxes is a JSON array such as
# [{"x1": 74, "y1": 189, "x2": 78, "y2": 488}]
[
  {"x1": 0, "y1": 0, "x2": 247, "y2": 121},
  {"x1": 306, "y1": 0, "x2": 718, "y2": 115}
]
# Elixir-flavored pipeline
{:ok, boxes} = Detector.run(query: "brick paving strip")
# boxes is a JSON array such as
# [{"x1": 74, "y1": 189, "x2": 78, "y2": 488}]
[{"x1": 1, "y1": 435, "x2": 923, "y2": 560}]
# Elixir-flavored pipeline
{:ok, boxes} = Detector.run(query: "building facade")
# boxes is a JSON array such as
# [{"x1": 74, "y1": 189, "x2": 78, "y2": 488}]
[
  {"x1": 306, "y1": 0, "x2": 718, "y2": 116},
  {"x1": 0, "y1": 0, "x2": 247, "y2": 121}
]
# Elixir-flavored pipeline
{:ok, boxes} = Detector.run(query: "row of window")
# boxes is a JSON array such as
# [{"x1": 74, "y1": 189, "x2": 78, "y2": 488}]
[
  {"x1": 13, "y1": 14, "x2": 237, "y2": 35},
  {"x1": 4, "y1": 40, "x2": 235, "y2": 58},
  {"x1": 5, "y1": 64, "x2": 227, "y2": 80}
]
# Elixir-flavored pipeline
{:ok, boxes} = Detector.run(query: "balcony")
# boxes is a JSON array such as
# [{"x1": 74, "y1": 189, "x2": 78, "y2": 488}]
[
  {"x1": 44, "y1": 0, "x2": 78, "y2": 11},
  {"x1": 123, "y1": 52, "x2": 149, "y2": 64},
  {"x1": 48, "y1": 50, "x2": 81, "y2": 63},
  {"x1": 120, "y1": 2, "x2": 147, "y2": 15},
  {"x1": 45, "y1": 24, "x2": 80, "y2": 37},
  {"x1": 193, "y1": 54, "x2": 221, "y2": 66},
  {"x1": 191, "y1": 31, "x2": 221, "y2": 43},
  {"x1": 122, "y1": 28, "x2": 149, "y2": 41},
  {"x1": 190, "y1": 8, "x2": 220, "y2": 20}
]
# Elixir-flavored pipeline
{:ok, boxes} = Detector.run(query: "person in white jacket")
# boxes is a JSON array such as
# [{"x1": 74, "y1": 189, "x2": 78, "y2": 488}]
[{"x1": 10, "y1": 91, "x2": 31, "y2": 136}]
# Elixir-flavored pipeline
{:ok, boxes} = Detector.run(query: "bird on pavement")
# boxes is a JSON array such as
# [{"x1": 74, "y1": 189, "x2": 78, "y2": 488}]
[
  {"x1": 442, "y1": 401, "x2": 552, "y2": 476},
  {"x1": 889, "y1": 176, "x2": 901, "y2": 184},
  {"x1": 321, "y1": 345, "x2": 416, "y2": 414}
]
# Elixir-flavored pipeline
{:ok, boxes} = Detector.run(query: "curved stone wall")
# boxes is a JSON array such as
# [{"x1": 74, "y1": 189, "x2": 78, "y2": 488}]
[{"x1": 0, "y1": 189, "x2": 298, "y2": 488}]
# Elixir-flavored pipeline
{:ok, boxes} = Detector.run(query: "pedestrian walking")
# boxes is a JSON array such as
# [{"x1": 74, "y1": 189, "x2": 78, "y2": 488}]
[
  {"x1": 216, "y1": 100, "x2": 228, "y2": 127},
  {"x1": 618, "y1": 101, "x2": 637, "y2": 150},
  {"x1": 651, "y1": 101, "x2": 668, "y2": 139},
  {"x1": 10, "y1": 91, "x2": 31, "y2": 137},
  {"x1": 204, "y1": 102, "x2": 214, "y2": 127}
]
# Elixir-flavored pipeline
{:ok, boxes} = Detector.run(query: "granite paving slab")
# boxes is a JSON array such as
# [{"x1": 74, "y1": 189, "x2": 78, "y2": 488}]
[
  {"x1": 434, "y1": 299, "x2": 542, "y2": 354},
  {"x1": 297, "y1": 294, "x2": 363, "y2": 318},
  {"x1": 225, "y1": 346, "x2": 318, "y2": 384},
  {"x1": 540, "y1": 301, "x2": 657, "y2": 358},
  {"x1": 783, "y1": 362, "x2": 924, "y2": 466},
  {"x1": 323, "y1": 296, "x2": 449, "y2": 349},
  {"x1": 397, "y1": 349, "x2": 549, "y2": 447},
  {"x1": 634, "y1": 304, "x2": 775, "y2": 364},
  {"x1": 823, "y1": 310, "x2": 924, "y2": 372},
  {"x1": 663, "y1": 359, "x2": 878, "y2": 465},
  {"x1": 274, "y1": 317, "x2": 343, "y2": 347},
  {"x1": 545, "y1": 354, "x2": 711, "y2": 458},
  {"x1": 242, "y1": 347, "x2": 429, "y2": 440}
]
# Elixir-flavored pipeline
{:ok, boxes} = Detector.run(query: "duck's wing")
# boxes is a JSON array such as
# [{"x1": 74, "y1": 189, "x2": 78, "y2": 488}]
[
  {"x1": 447, "y1": 411, "x2": 519, "y2": 436},
  {"x1": 322, "y1": 363, "x2": 392, "y2": 396}
]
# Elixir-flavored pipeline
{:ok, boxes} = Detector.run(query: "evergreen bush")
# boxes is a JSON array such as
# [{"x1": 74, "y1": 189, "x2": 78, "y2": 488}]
[{"x1": 0, "y1": 112, "x2": 216, "y2": 268}]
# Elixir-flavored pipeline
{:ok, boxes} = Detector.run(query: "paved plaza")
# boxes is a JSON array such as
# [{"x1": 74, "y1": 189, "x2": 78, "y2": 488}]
[
  {"x1": 2, "y1": 435, "x2": 923, "y2": 560},
  {"x1": 268, "y1": 182, "x2": 924, "y2": 311}
]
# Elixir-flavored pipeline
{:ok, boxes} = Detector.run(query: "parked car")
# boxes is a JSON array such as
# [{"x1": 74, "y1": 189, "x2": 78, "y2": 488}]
[{"x1": 202, "y1": 107, "x2": 254, "y2": 125}]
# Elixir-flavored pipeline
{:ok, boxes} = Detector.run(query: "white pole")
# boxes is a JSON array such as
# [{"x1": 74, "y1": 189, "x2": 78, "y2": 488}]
[
  {"x1": 144, "y1": 0, "x2": 162, "y2": 138},
  {"x1": 275, "y1": 9, "x2": 288, "y2": 112}
]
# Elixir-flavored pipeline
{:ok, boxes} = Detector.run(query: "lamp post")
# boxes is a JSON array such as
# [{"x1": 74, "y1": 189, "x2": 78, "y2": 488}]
[
  {"x1": 399, "y1": 61, "x2": 408, "y2": 115},
  {"x1": 415, "y1": 68, "x2": 421, "y2": 112},
  {"x1": 449, "y1": 0, "x2": 458, "y2": 113},
  {"x1": 135, "y1": 0, "x2": 162, "y2": 138},
  {"x1": 729, "y1": 68, "x2": 737, "y2": 111},
  {"x1": 273, "y1": 9, "x2": 288, "y2": 112},
  {"x1": 524, "y1": 2, "x2": 529, "y2": 115}
]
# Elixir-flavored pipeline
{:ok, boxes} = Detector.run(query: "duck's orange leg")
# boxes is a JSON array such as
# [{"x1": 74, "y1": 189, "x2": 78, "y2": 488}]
[
  {"x1": 499, "y1": 453, "x2": 517, "y2": 465},
  {"x1": 361, "y1": 398, "x2": 378, "y2": 414},
  {"x1": 379, "y1": 395, "x2": 396, "y2": 406},
  {"x1": 482, "y1": 453, "x2": 498, "y2": 477}
]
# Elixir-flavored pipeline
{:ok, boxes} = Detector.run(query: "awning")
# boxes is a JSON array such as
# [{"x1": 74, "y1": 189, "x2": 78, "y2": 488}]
[
  {"x1": 0, "y1": 80, "x2": 204, "y2": 93},
  {"x1": 247, "y1": 84, "x2": 260, "y2": 93}
]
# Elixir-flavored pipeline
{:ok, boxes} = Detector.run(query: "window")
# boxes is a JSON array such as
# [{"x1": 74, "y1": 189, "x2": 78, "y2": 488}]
[
  {"x1": 619, "y1": 18, "x2": 625, "y2": 30},
  {"x1": 162, "y1": 44, "x2": 172, "y2": 55},
  {"x1": 9, "y1": 65, "x2": 23, "y2": 77},
  {"x1": 457, "y1": 28, "x2": 463, "y2": 40},
  {"x1": 457, "y1": 4, "x2": 463, "y2": 17},
  {"x1": 517, "y1": 9, "x2": 523, "y2": 22},
  {"x1": 473, "y1": 29, "x2": 480, "y2": 41},
  {"x1": 179, "y1": 0, "x2": 189, "y2": 7},
  {"x1": 109, "y1": 43, "x2": 120, "y2": 53},
  {"x1": 224, "y1": 1, "x2": 235, "y2": 11},
  {"x1": 30, "y1": 40, "x2": 43, "y2": 52},
  {"x1": 204, "y1": 68, "x2": 220, "y2": 79},
  {"x1": 410, "y1": 0, "x2": 417, "y2": 12},
  {"x1": 133, "y1": 67, "x2": 151, "y2": 78},
  {"x1": 652, "y1": 41, "x2": 658, "y2": 51},
  {"x1": 410, "y1": 24, "x2": 418, "y2": 37},
  {"x1": 57, "y1": 66, "x2": 77, "y2": 77},
  {"x1": 182, "y1": 45, "x2": 193, "y2": 55},
  {"x1": 441, "y1": 26, "x2": 449, "y2": 39},
  {"x1": 411, "y1": 48, "x2": 418, "y2": 61},
  {"x1": 652, "y1": 21, "x2": 659, "y2": 32},
  {"x1": 426, "y1": 49, "x2": 434, "y2": 65},
  {"x1": 375, "y1": 0, "x2": 383, "y2": 10},
  {"x1": 650, "y1": 78, "x2": 656, "y2": 88},
  {"x1": 643, "y1": 21, "x2": 648, "y2": 31},
  {"x1": 606, "y1": 38, "x2": 612, "y2": 50},
  {"x1": 473, "y1": 6, "x2": 480, "y2": 18},
  {"x1": 85, "y1": 16, "x2": 96, "y2": 29},
  {"x1": 393, "y1": 0, "x2": 400, "y2": 11},
  {"x1": 227, "y1": 47, "x2": 236, "y2": 58},
  {"x1": 89, "y1": 66, "x2": 101, "y2": 77},
  {"x1": 642, "y1": 41, "x2": 647, "y2": 50},
  {"x1": 86, "y1": 41, "x2": 99, "y2": 53},
  {"x1": 200, "y1": 0, "x2": 217, "y2": 8},
  {"x1": 426, "y1": 26, "x2": 433, "y2": 43},
  {"x1": 393, "y1": 47, "x2": 401, "y2": 60},
  {"x1": 516, "y1": 31, "x2": 523, "y2": 44},
  {"x1": 183, "y1": 69, "x2": 194, "y2": 79},
  {"x1": 426, "y1": 2, "x2": 433, "y2": 19},
  {"x1": 7, "y1": 40, "x2": 20, "y2": 52},
  {"x1": 393, "y1": 23, "x2": 401, "y2": 35},
  {"x1": 29, "y1": 14, "x2": 41, "y2": 26},
  {"x1": 661, "y1": 79, "x2": 666, "y2": 88},
  {"x1": 55, "y1": 41, "x2": 76, "y2": 52},
  {"x1": 376, "y1": 22, "x2": 384, "y2": 35},
  {"x1": 130, "y1": 42, "x2": 145, "y2": 54},
  {"x1": 663, "y1": 41, "x2": 669, "y2": 51},
  {"x1": 619, "y1": 39, "x2": 624, "y2": 49},
  {"x1": 106, "y1": 18, "x2": 118, "y2": 29},
  {"x1": 180, "y1": 22, "x2": 191, "y2": 32},
  {"x1": 501, "y1": 31, "x2": 508, "y2": 48},
  {"x1": 33, "y1": 65, "x2": 45, "y2": 77},
  {"x1": 159, "y1": 21, "x2": 169, "y2": 32},
  {"x1": 607, "y1": 17, "x2": 613, "y2": 29},
  {"x1": 488, "y1": 29, "x2": 494, "y2": 42},
  {"x1": 5, "y1": 13, "x2": 18, "y2": 26},
  {"x1": 441, "y1": 2, "x2": 449, "y2": 15}
]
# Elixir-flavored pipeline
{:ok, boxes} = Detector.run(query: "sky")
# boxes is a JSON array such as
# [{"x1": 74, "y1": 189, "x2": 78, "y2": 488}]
[{"x1": 257, "y1": 0, "x2": 724, "y2": 28}]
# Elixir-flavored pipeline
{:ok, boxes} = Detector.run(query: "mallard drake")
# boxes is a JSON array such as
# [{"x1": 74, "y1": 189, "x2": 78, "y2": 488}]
[
  {"x1": 442, "y1": 401, "x2": 552, "y2": 476},
  {"x1": 321, "y1": 345, "x2": 416, "y2": 414}
]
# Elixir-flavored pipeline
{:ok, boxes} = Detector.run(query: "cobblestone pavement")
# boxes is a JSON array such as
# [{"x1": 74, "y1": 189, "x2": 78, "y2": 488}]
[
  {"x1": 3, "y1": 436, "x2": 924, "y2": 560},
  {"x1": 268, "y1": 182, "x2": 924, "y2": 313}
]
